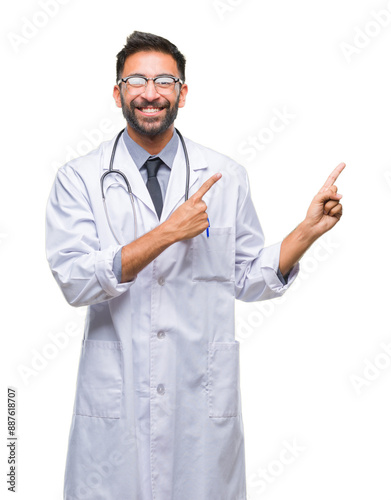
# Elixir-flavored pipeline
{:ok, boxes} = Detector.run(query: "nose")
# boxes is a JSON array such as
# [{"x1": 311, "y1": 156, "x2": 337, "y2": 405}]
[{"x1": 141, "y1": 79, "x2": 160, "y2": 100}]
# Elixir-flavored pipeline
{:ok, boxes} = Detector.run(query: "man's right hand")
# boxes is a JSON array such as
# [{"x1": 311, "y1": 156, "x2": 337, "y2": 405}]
[
  {"x1": 120, "y1": 173, "x2": 222, "y2": 283},
  {"x1": 163, "y1": 173, "x2": 222, "y2": 242}
]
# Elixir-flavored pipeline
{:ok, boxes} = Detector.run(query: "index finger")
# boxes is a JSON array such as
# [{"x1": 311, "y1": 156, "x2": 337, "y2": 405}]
[
  {"x1": 319, "y1": 162, "x2": 346, "y2": 192},
  {"x1": 192, "y1": 173, "x2": 222, "y2": 200}
]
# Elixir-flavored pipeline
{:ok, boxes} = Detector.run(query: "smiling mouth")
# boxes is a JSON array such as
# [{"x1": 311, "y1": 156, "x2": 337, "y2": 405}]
[{"x1": 137, "y1": 106, "x2": 165, "y2": 115}]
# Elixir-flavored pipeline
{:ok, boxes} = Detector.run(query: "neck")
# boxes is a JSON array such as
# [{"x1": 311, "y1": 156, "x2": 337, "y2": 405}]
[{"x1": 126, "y1": 124, "x2": 175, "y2": 155}]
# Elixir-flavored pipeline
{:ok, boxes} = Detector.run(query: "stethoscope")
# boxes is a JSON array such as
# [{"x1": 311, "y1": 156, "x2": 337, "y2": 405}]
[{"x1": 100, "y1": 127, "x2": 190, "y2": 244}]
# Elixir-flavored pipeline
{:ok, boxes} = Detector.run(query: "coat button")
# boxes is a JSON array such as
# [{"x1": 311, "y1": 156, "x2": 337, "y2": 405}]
[
  {"x1": 157, "y1": 384, "x2": 165, "y2": 395},
  {"x1": 158, "y1": 277, "x2": 165, "y2": 286},
  {"x1": 157, "y1": 331, "x2": 166, "y2": 339}
]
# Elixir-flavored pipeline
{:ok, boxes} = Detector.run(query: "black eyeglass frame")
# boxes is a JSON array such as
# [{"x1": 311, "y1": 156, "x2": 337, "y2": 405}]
[{"x1": 117, "y1": 75, "x2": 184, "y2": 94}]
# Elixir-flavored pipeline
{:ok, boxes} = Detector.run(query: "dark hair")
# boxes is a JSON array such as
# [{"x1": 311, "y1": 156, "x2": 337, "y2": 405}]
[{"x1": 116, "y1": 31, "x2": 186, "y2": 83}]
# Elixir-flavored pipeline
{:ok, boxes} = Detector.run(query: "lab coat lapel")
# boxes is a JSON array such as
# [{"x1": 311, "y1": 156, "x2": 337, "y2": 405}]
[{"x1": 161, "y1": 137, "x2": 208, "y2": 221}]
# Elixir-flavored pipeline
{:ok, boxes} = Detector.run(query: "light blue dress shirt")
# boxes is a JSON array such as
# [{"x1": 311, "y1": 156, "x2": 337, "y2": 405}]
[{"x1": 113, "y1": 129, "x2": 289, "y2": 285}]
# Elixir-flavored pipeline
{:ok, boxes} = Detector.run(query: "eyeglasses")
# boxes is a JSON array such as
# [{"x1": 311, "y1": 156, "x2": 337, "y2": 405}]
[{"x1": 117, "y1": 75, "x2": 183, "y2": 95}]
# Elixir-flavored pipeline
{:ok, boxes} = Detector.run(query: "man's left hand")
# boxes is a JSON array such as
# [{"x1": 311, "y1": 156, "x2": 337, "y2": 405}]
[{"x1": 304, "y1": 162, "x2": 345, "y2": 238}]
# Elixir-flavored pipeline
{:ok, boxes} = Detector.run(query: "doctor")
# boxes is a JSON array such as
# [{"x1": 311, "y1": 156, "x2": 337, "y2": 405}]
[{"x1": 46, "y1": 31, "x2": 344, "y2": 500}]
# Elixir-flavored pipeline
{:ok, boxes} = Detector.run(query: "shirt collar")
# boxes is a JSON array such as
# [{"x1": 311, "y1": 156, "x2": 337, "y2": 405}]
[{"x1": 123, "y1": 127, "x2": 179, "y2": 170}]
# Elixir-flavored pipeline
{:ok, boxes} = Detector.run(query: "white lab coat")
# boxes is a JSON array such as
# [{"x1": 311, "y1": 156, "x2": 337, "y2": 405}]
[{"x1": 45, "y1": 133, "x2": 299, "y2": 500}]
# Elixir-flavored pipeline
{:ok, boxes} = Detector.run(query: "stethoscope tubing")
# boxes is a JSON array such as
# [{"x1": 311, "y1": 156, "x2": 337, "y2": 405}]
[{"x1": 100, "y1": 128, "x2": 190, "y2": 244}]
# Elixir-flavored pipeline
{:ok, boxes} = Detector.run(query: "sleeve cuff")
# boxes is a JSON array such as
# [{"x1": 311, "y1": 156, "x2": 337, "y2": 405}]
[
  {"x1": 259, "y1": 241, "x2": 300, "y2": 294},
  {"x1": 95, "y1": 245, "x2": 136, "y2": 297},
  {"x1": 277, "y1": 267, "x2": 287, "y2": 285}
]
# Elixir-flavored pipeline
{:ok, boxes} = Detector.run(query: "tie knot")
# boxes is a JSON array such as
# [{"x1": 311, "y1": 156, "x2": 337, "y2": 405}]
[{"x1": 145, "y1": 157, "x2": 163, "y2": 179}]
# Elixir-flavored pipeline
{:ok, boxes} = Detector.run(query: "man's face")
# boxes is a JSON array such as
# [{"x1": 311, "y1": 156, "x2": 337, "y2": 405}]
[{"x1": 114, "y1": 51, "x2": 188, "y2": 137}]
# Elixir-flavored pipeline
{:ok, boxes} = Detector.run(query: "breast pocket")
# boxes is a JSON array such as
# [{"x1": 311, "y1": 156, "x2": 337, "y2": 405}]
[
  {"x1": 192, "y1": 227, "x2": 234, "y2": 282},
  {"x1": 74, "y1": 340, "x2": 123, "y2": 419},
  {"x1": 207, "y1": 341, "x2": 240, "y2": 418}
]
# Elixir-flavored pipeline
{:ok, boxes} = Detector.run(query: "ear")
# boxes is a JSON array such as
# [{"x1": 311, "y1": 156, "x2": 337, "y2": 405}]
[
  {"x1": 178, "y1": 83, "x2": 188, "y2": 108},
  {"x1": 113, "y1": 85, "x2": 122, "y2": 108}
]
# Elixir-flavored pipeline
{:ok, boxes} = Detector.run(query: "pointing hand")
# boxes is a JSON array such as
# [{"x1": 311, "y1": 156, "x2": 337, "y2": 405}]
[
  {"x1": 166, "y1": 173, "x2": 222, "y2": 242},
  {"x1": 304, "y1": 162, "x2": 345, "y2": 237}
]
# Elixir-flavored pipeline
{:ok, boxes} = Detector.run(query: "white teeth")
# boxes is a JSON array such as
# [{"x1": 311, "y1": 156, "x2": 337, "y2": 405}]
[{"x1": 140, "y1": 108, "x2": 161, "y2": 113}]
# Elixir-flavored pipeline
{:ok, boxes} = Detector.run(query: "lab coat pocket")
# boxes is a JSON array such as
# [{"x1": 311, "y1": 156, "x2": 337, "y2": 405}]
[
  {"x1": 74, "y1": 340, "x2": 123, "y2": 419},
  {"x1": 192, "y1": 227, "x2": 234, "y2": 282},
  {"x1": 208, "y1": 341, "x2": 240, "y2": 418}
]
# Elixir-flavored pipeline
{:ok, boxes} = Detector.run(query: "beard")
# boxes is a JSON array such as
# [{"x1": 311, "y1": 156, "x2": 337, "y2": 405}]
[{"x1": 120, "y1": 91, "x2": 180, "y2": 137}]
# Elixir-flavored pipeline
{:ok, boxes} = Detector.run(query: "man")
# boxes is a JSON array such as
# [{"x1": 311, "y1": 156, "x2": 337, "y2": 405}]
[{"x1": 46, "y1": 31, "x2": 344, "y2": 500}]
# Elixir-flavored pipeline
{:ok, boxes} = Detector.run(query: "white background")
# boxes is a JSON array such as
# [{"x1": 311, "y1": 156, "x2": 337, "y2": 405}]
[{"x1": 2, "y1": 0, "x2": 391, "y2": 498}]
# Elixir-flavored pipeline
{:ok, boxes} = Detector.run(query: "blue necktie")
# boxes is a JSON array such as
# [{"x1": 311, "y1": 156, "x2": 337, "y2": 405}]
[{"x1": 145, "y1": 157, "x2": 164, "y2": 219}]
